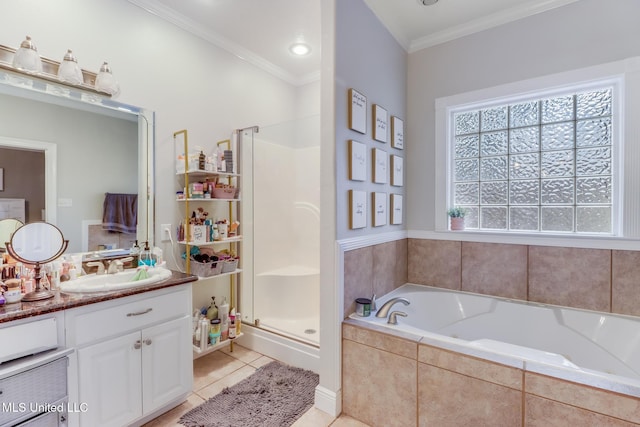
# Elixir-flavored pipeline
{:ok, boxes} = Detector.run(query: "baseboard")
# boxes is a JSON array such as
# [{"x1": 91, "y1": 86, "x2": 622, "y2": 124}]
[
  {"x1": 314, "y1": 385, "x2": 341, "y2": 417},
  {"x1": 236, "y1": 324, "x2": 320, "y2": 373}
]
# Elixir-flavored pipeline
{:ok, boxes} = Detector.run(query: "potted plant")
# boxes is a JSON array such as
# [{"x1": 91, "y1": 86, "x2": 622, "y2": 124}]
[{"x1": 447, "y1": 207, "x2": 467, "y2": 231}]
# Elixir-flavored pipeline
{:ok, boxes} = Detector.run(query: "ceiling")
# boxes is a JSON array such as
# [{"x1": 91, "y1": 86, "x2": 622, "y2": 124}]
[{"x1": 128, "y1": 0, "x2": 578, "y2": 86}]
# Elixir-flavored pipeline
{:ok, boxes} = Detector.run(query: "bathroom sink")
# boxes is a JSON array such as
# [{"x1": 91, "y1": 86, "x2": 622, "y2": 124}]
[{"x1": 58, "y1": 267, "x2": 173, "y2": 293}]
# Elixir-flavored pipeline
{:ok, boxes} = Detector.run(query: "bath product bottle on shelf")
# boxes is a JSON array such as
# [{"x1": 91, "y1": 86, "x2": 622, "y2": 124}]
[
  {"x1": 221, "y1": 318, "x2": 229, "y2": 341},
  {"x1": 199, "y1": 317, "x2": 209, "y2": 351},
  {"x1": 199, "y1": 150, "x2": 206, "y2": 171},
  {"x1": 228, "y1": 315, "x2": 236, "y2": 339},
  {"x1": 206, "y1": 296, "x2": 218, "y2": 320},
  {"x1": 209, "y1": 319, "x2": 221, "y2": 345},
  {"x1": 219, "y1": 297, "x2": 229, "y2": 326},
  {"x1": 235, "y1": 313, "x2": 241, "y2": 335},
  {"x1": 194, "y1": 318, "x2": 201, "y2": 347}
]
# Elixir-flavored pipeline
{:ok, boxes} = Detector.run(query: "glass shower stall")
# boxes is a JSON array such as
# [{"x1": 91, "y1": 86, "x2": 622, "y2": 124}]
[{"x1": 240, "y1": 115, "x2": 320, "y2": 346}]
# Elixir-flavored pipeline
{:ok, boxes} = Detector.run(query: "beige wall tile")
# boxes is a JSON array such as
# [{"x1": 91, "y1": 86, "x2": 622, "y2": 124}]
[
  {"x1": 418, "y1": 363, "x2": 521, "y2": 427},
  {"x1": 528, "y1": 246, "x2": 611, "y2": 311},
  {"x1": 408, "y1": 239, "x2": 461, "y2": 290},
  {"x1": 612, "y1": 250, "x2": 640, "y2": 317},
  {"x1": 461, "y1": 242, "x2": 528, "y2": 300},
  {"x1": 343, "y1": 323, "x2": 418, "y2": 360},
  {"x1": 418, "y1": 344, "x2": 521, "y2": 390},
  {"x1": 525, "y1": 373, "x2": 640, "y2": 424},
  {"x1": 344, "y1": 246, "x2": 374, "y2": 317},
  {"x1": 343, "y1": 339, "x2": 417, "y2": 427},
  {"x1": 395, "y1": 238, "x2": 408, "y2": 288},
  {"x1": 525, "y1": 394, "x2": 637, "y2": 427},
  {"x1": 373, "y1": 241, "x2": 402, "y2": 298}
]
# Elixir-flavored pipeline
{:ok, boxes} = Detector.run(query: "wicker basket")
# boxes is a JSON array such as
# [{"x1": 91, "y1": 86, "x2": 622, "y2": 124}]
[
  {"x1": 221, "y1": 258, "x2": 238, "y2": 273},
  {"x1": 190, "y1": 259, "x2": 223, "y2": 277},
  {"x1": 212, "y1": 187, "x2": 237, "y2": 199}
]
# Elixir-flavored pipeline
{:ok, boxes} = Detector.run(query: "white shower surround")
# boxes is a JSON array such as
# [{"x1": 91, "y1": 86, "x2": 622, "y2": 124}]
[{"x1": 252, "y1": 124, "x2": 320, "y2": 345}]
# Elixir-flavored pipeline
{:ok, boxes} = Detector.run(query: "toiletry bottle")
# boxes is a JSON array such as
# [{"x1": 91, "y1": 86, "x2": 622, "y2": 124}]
[
  {"x1": 139, "y1": 242, "x2": 152, "y2": 266},
  {"x1": 235, "y1": 312, "x2": 241, "y2": 335},
  {"x1": 221, "y1": 318, "x2": 229, "y2": 341},
  {"x1": 228, "y1": 314, "x2": 236, "y2": 339},
  {"x1": 206, "y1": 296, "x2": 218, "y2": 320},
  {"x1": 200, "y1": 317, "x2": 209, "y2": 351},
  {"x1": 194, "y1": 319, "x2": 201, "y2": 347},
  {"x1": 219, "y1": 297, "x2": 229, "y2": 325},
  {"x1": 199, "y1": 150, "x2": 206, "y2": 170}
]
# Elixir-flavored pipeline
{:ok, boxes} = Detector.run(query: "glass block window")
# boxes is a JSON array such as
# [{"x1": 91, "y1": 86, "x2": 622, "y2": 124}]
[{"x1": 452, "y1": 87, "x2": 613, "y2": 234}]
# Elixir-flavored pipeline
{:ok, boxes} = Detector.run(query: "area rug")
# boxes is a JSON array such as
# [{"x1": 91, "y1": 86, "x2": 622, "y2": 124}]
[{"x1": 179, "y1": 361, "x2": 319, "y2": 427}]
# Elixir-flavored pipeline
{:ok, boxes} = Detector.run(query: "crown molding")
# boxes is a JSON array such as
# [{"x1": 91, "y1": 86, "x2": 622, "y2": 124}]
[
  {"x1": 128, "y1": 0, "x2": 317, "y2": 86},
  {"x1": 408, "y1": 0, "x2": 579, "y2": 53}
]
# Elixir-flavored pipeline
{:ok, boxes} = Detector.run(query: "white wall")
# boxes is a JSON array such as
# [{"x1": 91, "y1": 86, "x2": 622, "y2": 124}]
[
  {"x1": 407, "y1": 0, "x2": 640, "y2": 231},
  {"x1": 0, "y1": 0, "x2": 303, "y2": 257}
]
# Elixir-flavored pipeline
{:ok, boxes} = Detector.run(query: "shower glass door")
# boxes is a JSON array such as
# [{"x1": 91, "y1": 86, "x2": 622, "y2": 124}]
[{"x1": 240, "y1": 115, "x2": 320, "y2": 346}]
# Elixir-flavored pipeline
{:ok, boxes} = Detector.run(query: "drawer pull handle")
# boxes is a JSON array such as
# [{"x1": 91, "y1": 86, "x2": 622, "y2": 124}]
[
  {"x1": 127, "y1": 308, "x2": 153, "y2": 317},
  {"x1": 134, "y1": 340, "x2": 142, "y2": 350},
  {"x1": 144, "y1": 339, "x2": 152, "y2": 346}
]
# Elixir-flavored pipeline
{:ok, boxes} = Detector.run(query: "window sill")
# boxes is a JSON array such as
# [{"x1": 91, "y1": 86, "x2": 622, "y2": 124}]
[{"x1": 409, "y1": 229, "x2": 640, "y2": 251}]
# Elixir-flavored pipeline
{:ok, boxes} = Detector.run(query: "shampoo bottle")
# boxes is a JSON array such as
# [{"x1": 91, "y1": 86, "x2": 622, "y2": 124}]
[{"x1": 219, "y1": 297, "x2": 229, "y2": 325}]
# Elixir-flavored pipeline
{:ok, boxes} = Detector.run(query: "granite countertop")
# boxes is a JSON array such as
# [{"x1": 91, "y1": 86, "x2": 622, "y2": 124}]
[{"x1": 0, "y1": 270, "x2": 198, "y2": 324}]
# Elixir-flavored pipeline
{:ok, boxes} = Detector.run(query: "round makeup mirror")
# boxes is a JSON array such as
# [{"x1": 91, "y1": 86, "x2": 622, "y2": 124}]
[
  {"x1": 0, "y1": 218, "x2": 23, "y2": 252},
  {"x1": 6, "y1": 221, "x2": 68, "y2": 301}
]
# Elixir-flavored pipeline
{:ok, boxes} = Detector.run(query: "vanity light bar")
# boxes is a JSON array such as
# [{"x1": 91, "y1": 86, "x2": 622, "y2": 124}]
[{"x1": 0, "y1": 44, "x2": 110, "y2": 97}]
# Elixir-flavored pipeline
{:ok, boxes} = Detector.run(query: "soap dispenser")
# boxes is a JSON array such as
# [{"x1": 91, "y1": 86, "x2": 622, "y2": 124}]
[{"x1": 139, "y1": 242, "x2": 152, "y2": 267}]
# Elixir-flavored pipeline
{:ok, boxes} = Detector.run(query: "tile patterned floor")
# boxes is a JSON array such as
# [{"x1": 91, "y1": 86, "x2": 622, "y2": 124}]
[{"x1": 144, "y1": 344, "x2": 369, "y2": 427}]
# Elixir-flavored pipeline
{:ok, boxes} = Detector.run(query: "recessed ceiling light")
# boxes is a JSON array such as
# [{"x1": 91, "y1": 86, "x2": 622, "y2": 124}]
[
  {"x1": 417, "y1": 0, "x2": 438, "y2": 5},
  {"x1": 289, "y1": 43, "x2": 311, "y2": 56}
]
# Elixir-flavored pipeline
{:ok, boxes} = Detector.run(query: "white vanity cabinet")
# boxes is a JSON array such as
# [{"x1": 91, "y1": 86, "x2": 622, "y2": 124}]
[{"x1": 65, "y1": 284, "x2": 193, "y2": 427}]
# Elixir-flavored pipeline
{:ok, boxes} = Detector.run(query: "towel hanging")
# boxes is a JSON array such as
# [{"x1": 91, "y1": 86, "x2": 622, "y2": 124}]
[{"x1": 102, "y1": 192, "x2": 138, "y2": 234}]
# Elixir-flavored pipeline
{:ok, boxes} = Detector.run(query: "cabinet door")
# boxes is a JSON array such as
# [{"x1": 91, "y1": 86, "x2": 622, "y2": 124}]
[
  {"x1": 141, "y1": 315, "x2": 193, "y2": 414},
  {"x1": 77, "y1": 331, "x2": 142, "y2": 427}
]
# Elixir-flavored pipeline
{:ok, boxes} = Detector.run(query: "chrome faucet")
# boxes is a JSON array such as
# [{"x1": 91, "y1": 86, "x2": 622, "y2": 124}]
[
  {"x1": 388, "y1": 311, "x2": 408, "y2": 325},
  {"x1": 375, "y1": 297, "x2": 410, "y2": 318},
  {"x1": 86, "y1": 261, "x2": 105, "y2": 275},
  {"x1": 107, "y1": 257, "x2": 134, "y2": 274}
]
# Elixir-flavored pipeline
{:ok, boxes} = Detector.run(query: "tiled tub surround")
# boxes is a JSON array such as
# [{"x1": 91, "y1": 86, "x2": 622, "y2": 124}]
[
  {"x1": 343, "y1": 312, "x2": 640, "y2": 426},
  {"x1": 343, "y1": 239, "x2": 407, "y2": 316},
  {"x1": 341, "y1": 238, "x2": 640, "y2": 425},
  {"x1": 407, "y1": 239, "x2": 640, "y2": 317}
]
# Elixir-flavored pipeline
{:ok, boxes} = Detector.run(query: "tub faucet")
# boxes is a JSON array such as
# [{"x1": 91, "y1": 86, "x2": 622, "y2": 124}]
[
  {"x1": 375, "y1": 297, "x2": 410, "y2": 318},
  {"x1": 388, "y1": 311, "x2": 408, "y2": 325}
]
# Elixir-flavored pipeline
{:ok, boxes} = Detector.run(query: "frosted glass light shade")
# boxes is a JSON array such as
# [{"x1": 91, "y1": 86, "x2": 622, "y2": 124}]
[
  {"x1": 94, "y1": 61, "x2": 120, "y2": 97},
  {"x1": 57, "y1": 49, "x2": 83, "y2": 85},
  {"x1": 12, "y1": 36, "x2": 42, "y2": 73}
]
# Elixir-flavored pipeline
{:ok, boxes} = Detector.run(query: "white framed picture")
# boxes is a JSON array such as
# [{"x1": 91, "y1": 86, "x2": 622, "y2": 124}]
[
  {"x1": 348, "y1": 88, "x2": 367, "y2": 134},
  {"x1": 373, "y1": 192, "x2": 387, "y2": 227},
  {"x1": 372, "y1": 148, "x2": 388, "y2": 184},
  {"x1": 391, "y1": 116, "x2": 404, "y2": 149},
  {"x1": 373, "y1": 104, "x2": 388, "y2": 143},
  {"x1": 391, "y1": 194, "x2": 403, "y2": 225},
  {"x1": 348, "y1": 140, "x2": 367, "y2": 181},
  {"x1": 391, "y1": 155, "x2": 403, "y2": 187},
  {"x1": 349, "y1": 190, "x2": 367, "y2": 229}
]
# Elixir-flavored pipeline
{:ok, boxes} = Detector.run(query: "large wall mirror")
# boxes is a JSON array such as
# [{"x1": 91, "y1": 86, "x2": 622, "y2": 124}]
[{"x1": 0, "y1": 70, "x2": 154, "y2": 253}]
